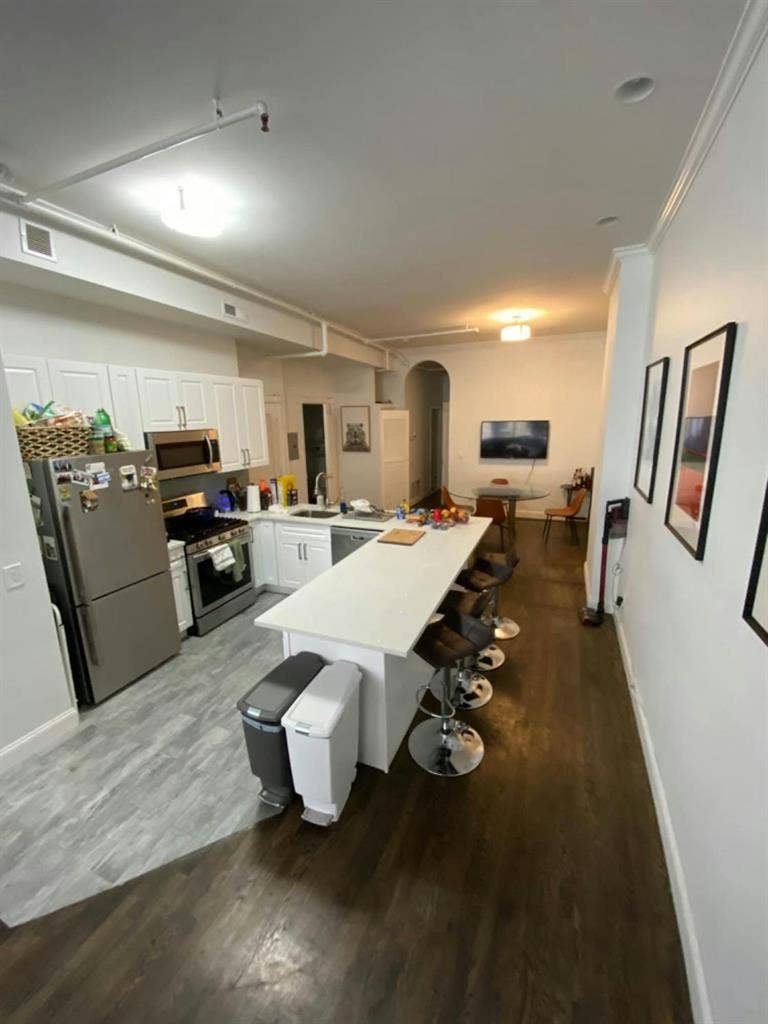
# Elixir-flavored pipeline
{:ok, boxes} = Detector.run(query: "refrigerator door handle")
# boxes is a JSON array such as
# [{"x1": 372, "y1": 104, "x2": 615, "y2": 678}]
[
  {"x1": 81, "y1": 605, "x2": 101, "y2": 666},
  {"x1": 62, "y1": 506, "x2": 86, "y2": 603}
]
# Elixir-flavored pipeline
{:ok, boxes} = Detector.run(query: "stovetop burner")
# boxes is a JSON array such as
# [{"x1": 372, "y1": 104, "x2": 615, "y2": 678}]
[{"x1": 166, "y1": 514, "x2": 248, "y2": 546}]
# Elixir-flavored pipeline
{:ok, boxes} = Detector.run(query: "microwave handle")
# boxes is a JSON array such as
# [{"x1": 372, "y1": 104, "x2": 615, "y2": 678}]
[{"x1": 205, "y1": 433, "x2": 213, "y2": 466}]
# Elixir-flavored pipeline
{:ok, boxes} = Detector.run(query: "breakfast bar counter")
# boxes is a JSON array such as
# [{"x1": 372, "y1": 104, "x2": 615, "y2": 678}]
[{"x1": 255, "y1": 516, "x2": 491, "y2": 771}]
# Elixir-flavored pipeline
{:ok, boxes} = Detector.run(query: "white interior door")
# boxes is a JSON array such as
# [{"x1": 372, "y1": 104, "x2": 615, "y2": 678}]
[
  {"x1": 240, "y1": 380, "x2": 269, "y2": 466},
  {"x1": 136, "y1": 368, "x2": 182, "y2": 431},
  {"x1": 1, "y1": 354, "x2": 52, "y2": 410},
  {"x1": 379, "y1": 408, "x2": 410, "y2": 509},
  {"x1": 177, "y1": 374, "x2": 212, "y2": 430},
  {"x1": 210, "y1": 377, "x2": 245, "y2": 471},
  {"x1": 107, "y1": 365, "x2": 145, "y2": 450}
]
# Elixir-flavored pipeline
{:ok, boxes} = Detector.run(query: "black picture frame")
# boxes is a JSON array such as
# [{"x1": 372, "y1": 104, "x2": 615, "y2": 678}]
[
  {"x1": 664, "y1": 322, "x2": 736, "y2": 560},
  {"x1": 633, "y1": 356, "x2": 670, "y2": 503},
  {"x1": 743, "y1": 479, "x2": 768, "y2": 646}
]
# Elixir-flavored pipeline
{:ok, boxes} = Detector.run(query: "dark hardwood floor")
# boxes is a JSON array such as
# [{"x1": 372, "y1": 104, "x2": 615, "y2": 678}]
[{"x1": 0, "y1": 521, "x2": 692, "y2": 1024}]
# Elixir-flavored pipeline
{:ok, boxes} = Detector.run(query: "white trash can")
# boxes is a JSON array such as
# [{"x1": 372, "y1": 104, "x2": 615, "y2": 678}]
[{"x1": 282, "y1": 660, "x2": 361, "y2": 826}]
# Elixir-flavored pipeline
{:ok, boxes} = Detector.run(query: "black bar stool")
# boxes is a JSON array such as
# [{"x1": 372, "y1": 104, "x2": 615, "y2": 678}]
[
  {"x1": 456, "y1": 552, "x2": 520, "y2": 646},
  {"x1": 409, "y1": 619, "x2": 485, "y2": 777},
  {"x1": 436, "y1": 590, "x2": 494, "y2": 710}
]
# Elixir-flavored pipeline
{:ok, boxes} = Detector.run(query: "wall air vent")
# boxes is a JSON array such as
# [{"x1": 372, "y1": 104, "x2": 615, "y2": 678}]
[
  {"x1": 19, "y1": 220, "x2": 56, "y2": 261},
  {"x1": 221, "y1": 299, "x2": 247, "y2": 322}
]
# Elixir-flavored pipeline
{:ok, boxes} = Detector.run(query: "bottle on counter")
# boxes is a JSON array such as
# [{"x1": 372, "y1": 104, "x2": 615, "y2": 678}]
[{"x1": 339, "y1": 490, "x2": 348, "y2": 515}]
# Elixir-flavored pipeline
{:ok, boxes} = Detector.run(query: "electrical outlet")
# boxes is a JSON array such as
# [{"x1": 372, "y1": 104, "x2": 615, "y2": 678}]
[{"x1": 3, "y1": 562, "x2": 25, "y2": 591}]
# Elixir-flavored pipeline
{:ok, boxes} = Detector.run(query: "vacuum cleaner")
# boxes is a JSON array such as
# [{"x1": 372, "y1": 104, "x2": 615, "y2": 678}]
[{"x1": 581, "y1": 497, "x2": 630, "y2": 626}]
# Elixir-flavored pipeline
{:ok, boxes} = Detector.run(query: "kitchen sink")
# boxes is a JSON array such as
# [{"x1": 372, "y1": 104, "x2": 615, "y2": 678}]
[{"x1": 289, "y1": 509, "x2": 338, "y2": 519}]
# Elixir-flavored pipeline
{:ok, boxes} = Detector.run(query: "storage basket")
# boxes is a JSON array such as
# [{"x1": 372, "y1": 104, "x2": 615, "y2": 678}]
[{"x1": 16, "y1": 425, "x2": 91, "y2": 461}]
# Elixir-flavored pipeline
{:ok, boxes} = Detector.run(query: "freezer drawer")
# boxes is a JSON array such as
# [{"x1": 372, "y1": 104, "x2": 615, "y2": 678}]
[{"x1": 77, "y1": 571, "x2": 179, "y2": 703}]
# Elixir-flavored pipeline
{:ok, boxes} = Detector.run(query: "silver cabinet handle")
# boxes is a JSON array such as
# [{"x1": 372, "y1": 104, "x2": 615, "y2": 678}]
[
  {"x1": 182, "y1": 405, "x2": 188, "y2": 428},
  {"x1": 247, "y1": 448, "x2": 251, "y2": 463},
  {"x1": 297, "y1": 542, "x2": 302, "y2": 561},
  {"x1": 175, "y1": 405, "x2": 182, "y2": 429},
  {"x1": 303, "y1": 542, "x2": 308, "y2": 561}
]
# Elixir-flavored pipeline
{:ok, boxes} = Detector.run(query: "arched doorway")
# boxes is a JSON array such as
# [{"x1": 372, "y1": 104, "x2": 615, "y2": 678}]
[{"x1": 404, "y1": 360, "x2": 450, "y2": 504}]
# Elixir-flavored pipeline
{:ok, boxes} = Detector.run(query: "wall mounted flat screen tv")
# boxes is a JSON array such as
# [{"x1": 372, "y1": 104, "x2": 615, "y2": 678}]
[{"x1": 480, "y1": 420, "x2": 550, "y2": 460}]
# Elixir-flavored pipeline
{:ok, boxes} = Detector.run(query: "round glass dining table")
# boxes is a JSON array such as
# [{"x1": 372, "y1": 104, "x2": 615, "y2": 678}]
[{"x1": 473, "y1": 484, "x2": 550, "y2": 543}]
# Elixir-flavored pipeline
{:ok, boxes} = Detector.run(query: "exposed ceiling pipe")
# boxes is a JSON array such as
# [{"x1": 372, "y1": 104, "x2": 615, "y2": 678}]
[
  {"x1": 0, "y1": 187, "x2": 400, "y2": 365},
  {"x1": 373, "y1": 325, "x2": 479, "y2": 343},
  {"x1": 276, "y1": 320, "x2": 329, "y2": 359},
  {"x1": 20, "y1": 99, "x2": 270, "y2": 205}
]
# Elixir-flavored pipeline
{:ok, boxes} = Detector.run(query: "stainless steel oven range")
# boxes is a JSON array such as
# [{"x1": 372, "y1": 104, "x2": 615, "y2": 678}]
[{"x1": 163, "y1": 493, "x2": 256, "y2": 635}]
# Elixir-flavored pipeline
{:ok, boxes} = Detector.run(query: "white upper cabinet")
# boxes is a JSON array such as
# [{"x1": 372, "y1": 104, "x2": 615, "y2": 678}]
[
  {"x1": 48, "y1": 359, "x2": 112, "y2": 418},
  {"x1": 2, "y1": 354, "x2": 52, "y2": 411},
  {"x1": 136, "y1": 368, "x2": 181, "y2": 431},
  {"x1": 135, "y1": 368, "x2": 214, "y2": 433},
  {"x1": 210, "y1": 377, "x2": 245, "y2": 471},
  {"x1": 107, "y1": 365, "x2": 145, "y2": 451},
  {"x1": 240, "y1": 380, "x2": 269, "y2": 466},
  {"x1": 177, "y1": 373, "x2": 213, "y2": 430}
]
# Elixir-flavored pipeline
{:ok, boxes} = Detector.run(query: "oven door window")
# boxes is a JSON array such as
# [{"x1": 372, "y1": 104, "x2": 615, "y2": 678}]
[{"x1": 191, "y1": 539, "x2": 253, "y2": 616}]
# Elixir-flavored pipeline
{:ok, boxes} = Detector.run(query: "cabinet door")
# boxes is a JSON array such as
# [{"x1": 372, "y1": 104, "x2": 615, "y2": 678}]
[
  {"x1": 107, "y1": 365, "x2": 145, "y2": 450},
  {"x1": 48, "y1": 359, "x2": 112, "y2": 418},
  {"x1": 136, "y1": 368, "x2": 183, "y2": 431},
  {"x1": 276, "y1": 529, "x2": 305, "y2": 590},
  {"x1": 254, "y1": 521, "x2": 278, "y2": 586},
  {"x1": 170, "y1": 565, "x2": 193, "y2": 633},
  {"x1": 2, "y1": 353, "x2": 52, "y2": 410},
  {"x1": 303, "y1": 535, "x2": 332, "y2": 583},
  {"x1": 240, "y1": 380, "x2": 269, "y2": 466},
  {"x1": 177, "y1": 373, "x2": 213, "y2": 430},
  {"x1": 210, "y1": 377, "x2": 246, "y2": 471}
]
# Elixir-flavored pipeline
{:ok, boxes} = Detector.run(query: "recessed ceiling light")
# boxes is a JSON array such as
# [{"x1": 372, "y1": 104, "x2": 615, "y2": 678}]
[
  {"x1": 614, "y1": 76, "x2": 655, "y2": 104},
  {"x1": 500, "y1": 323, "x2": 531, "y2": 342},
  {"x1": 596, "y1": 215, "x2": 620, "y2": 227},
  {"x1": 160, "y1": 185, "x2": 223, "y2": 238}
]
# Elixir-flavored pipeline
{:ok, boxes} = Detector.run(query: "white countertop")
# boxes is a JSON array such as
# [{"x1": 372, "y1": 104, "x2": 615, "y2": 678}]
[
  {"x1": 234, "y1": 504, "x2": 399, "y2": 532},
  {"x1": 254, "y1": 516, "x2": 491, "y2": 657}
]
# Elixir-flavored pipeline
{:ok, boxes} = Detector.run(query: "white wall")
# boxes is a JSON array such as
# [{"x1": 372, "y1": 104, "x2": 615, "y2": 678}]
[
  {"x1": 380, "y1": 332, "x2": 605, "y2": 515},
  {"x1": 610, "y1": 39, "x2": 768, "y2": 1024},
  {"x1": 0, "y1": 282, "x2": 239, "y2": 376},
  {"x1": 0, "y1": 353, "x2": 77, "y2": 770}
]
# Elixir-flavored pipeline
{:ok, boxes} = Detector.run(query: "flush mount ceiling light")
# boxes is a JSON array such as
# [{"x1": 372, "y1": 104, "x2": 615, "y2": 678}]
[
  {"x1": 160, "y1": 185, "x2": 223, "y2": 238},
  {"x1": 614, "y1": 76, "x2": 655, "y2": 104},
  {"x1": 500, "y1": 320, "x2": 531, "y2": 342},
  {"x1": 596, "y1": 215, "x2": 620, "y2": 227}
]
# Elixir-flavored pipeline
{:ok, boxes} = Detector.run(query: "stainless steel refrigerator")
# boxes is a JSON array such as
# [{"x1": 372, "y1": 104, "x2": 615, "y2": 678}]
[{"x1": 26, "y1": 451, "x2": 180, "y2": 704}]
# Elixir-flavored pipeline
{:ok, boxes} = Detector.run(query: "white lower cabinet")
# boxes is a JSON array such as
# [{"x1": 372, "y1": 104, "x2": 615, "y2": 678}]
[
  {"x1": 251, "y1": 520, "x2": 278, "y2": 587},
  {"x1": 275, "y1": 523, "x2": 332, "y2": 590},
  {"x1": 168, "y1": 547, "x2": 193, "y2": 635}
]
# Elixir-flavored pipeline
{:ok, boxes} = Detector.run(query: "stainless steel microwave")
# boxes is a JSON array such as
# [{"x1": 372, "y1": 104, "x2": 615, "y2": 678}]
[{"x1": 145, "y1": 429, "x2": 221, "y2": 481}]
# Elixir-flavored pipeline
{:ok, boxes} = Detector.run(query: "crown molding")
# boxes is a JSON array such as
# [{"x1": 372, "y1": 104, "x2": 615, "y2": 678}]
[
  {"x1": 602, "y1": 244, "x2": 650, "y2": 295},
  {"x1": 647, "y1": 0, "x2": 768, "y2": 253}
]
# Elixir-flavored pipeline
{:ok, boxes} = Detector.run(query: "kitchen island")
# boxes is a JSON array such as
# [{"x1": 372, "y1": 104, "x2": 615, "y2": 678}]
[{"x1": 255, "y1": 516, "x2": 491, "y2": 771}]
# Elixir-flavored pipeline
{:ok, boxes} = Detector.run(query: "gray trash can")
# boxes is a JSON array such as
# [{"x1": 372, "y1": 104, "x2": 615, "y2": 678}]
[{"x1": 237, "y1": 651, "x2": 325, "y2": 809}]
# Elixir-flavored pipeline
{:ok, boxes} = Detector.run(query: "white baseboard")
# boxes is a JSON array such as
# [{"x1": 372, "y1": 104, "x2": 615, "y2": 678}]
[
  {"x1": 614, "y1": 615, "x2": 712, "y2": 1024},
  {"x1": 0, "y1": 706, "x2": 79, "y2": 774},
  {"x1": 583, "y1": 559, "x2": 591, "y2": 603}
]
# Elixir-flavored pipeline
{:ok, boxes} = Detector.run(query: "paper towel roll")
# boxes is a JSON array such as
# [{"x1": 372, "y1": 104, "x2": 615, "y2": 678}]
[{"x1": 246, "y1": 484, "x2": 259, "y2": 513}]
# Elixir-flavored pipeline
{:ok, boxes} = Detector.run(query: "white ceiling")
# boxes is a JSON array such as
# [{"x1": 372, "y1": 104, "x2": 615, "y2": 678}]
[{"x1": 0, "y1": 0, "x2": 746, "y2": 344}]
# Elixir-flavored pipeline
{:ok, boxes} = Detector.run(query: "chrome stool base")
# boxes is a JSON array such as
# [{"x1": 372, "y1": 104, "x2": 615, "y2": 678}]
[
  {"x1": 408, "y1": 718, "x2": 484, "y2": 777},
  {"x1": 493, "y1": 615, "x2": 520, "y2": 640},
  {"x1": 430, "y1": 668, "x2": 493, "y2": 710},
  {"x1": 476, "y1": 643, "x2": 505, "y2": 671}
]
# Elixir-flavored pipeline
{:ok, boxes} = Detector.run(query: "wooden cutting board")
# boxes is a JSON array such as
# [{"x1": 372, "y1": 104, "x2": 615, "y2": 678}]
[{"x1": 377, "y1": 528, "x2": 425, "y2": 546}]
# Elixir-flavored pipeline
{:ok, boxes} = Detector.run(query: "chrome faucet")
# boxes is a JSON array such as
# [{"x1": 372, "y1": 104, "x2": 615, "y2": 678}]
[{"x1": 314, "y1": 471, "x2": 328, "y2": 507}]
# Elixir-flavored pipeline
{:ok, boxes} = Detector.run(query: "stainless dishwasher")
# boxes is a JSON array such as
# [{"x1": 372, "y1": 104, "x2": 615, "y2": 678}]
[{"x1": 331, "y1": 527, "x2": 379, "y2": 564}]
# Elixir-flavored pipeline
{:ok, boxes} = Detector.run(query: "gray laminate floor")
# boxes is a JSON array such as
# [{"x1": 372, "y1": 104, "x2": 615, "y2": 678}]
[{"x1": 0, "y1": 593, "x2": 285, "y2": 926}]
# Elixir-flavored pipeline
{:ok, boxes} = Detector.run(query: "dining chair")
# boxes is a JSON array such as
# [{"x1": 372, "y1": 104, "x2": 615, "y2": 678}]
[
  {"x1": 440, "y1": 485, "x2": 473, "y2": 513},
  {"x1": 542, "y1": 488, "x2": 589, "y2": 544},
  {"x1": 474, "y1": 496, "x2": 507, "y2": 549}
]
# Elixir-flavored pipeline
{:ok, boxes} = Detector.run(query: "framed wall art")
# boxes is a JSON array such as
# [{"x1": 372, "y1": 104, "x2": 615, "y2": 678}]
[
  {"x1": 341, "y1": 405, "x2": 371, "y2": 452},
  {"x1": 665, "y1": 322, "x2": 736, "y2": 559},
  {"x1": 633, "y1": 356, "x2": 670, "y2": 503},
  {"x1": 743, "y1": 479, "x2": 768, "y2": 646}
]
